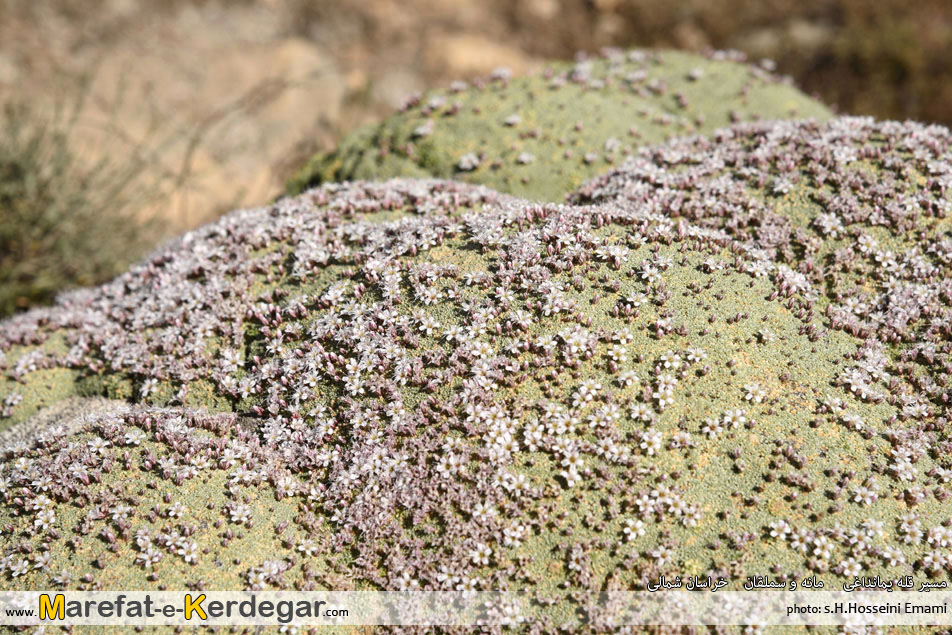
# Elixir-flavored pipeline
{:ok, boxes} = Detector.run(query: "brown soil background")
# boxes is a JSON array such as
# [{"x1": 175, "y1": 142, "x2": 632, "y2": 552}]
[{"x1": 2, "y1": 0, "x2": 950, "y2": 233}]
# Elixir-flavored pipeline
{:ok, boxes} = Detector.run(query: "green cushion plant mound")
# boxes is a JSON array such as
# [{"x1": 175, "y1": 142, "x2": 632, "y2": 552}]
[
  {"x1": 0, "y1": 177, "x2": 944, "y2": 625},
  {"x1": 287, "y1": 49, "x2": 832, "y2": 202},
  {"x1": 0, "y1": 180, "x2": 503, "y2": 428},
  {"x1": 572, "y1": 116, "x2": 952, "y2": 429}
]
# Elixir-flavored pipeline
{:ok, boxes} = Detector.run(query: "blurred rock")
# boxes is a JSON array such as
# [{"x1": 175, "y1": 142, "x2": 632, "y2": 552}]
[
  {"x1": 1, "y1": 2, "x2": 345, "y2": 229},
  {"x1": 525, "y1": 0, "x2": 560, "y2": 20},
  {"x1": 430, "y1": 34, "x2": 538, "y2": 77},
  {"x1": 0, "y1": 54, "x2": 19, "y2": 84},
  {"x1": 672, "y1": 22, "x2": 711, "y2": 51},
  {"x1": 373, "y1": 69, "x2": 426, "y2": 110},
  {"x1": 788, "y1": 19, "x2": 833, "y2": 52}
]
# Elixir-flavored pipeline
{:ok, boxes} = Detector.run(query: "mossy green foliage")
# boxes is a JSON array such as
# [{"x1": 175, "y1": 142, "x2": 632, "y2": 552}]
[{"x1": 287, "y1": 49, "x2": 832, "y2": 202}]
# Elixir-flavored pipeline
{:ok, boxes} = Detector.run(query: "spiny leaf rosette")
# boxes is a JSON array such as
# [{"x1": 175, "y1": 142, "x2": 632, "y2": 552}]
[
  {"x1": 288, "y1": 49, "x2": 832, "y2": 202},
  {"x1": 0, "y1": 170, "x2": 948, "y2": 621}
]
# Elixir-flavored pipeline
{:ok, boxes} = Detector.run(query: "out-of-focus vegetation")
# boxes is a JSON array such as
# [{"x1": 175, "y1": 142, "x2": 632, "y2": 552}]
[
  {"x1": 284, "y1": 0, "x2": 952, "y2": 125},
  {"x1": 1, "y1": 0, "x2": 950, "y2": 316},
  {"x1": 0, "y1": 98, "x2": 166, "y2": 315},
  {"x1": 587, "y1": 0, "x2": 952, "y2": 125}
]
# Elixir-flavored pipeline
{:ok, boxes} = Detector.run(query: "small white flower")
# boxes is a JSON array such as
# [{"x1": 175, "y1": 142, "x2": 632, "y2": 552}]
[
  {"x1": 685, "y1": 348, "x2": 707, "y2": 363},
  {"x1": 768, "y1": 520, "x2": 791, "y2": 539},
  {"x1": 630, "y1": 403, "x2": 654, "y2": 423},
  {"x1": 640, "y1": 429, "x2": 662, "y2": 456},
  {"x1": 623, "y1": 518, "x2": 646, "y2": 542},
  {"x1": 701, "y1": 418, "x2": 723, "y2": 437},
  {"x1": 457, "y1": 153, "x2": 481, "y2": 171},
  {"x1": 229, "y1": 504, "x2": 252, "y2": 525},
  {"x1": 87, "y1": 437, "x2": 110, "y2": 454},
  {"x1": 723, "y1": 409, "x2": 746, "y2": 428},
  {"x1": 469, "y1": 543, "x2": 492, "y2": 566},
  {"x1": 124, "y1": 429, "x2": 147, "y2": 445},
  {"x1": 744, "y1": 383, "x2": 766, "y2": 404},
  {"x1": 516, "y1": 152, "x2": 536, "y2": 165},
  {"x1": 838, "y1": 557, "x2": 862, "y2": 577},
  {"x1": 10, "y1": 559, "x2": 30, "y2": 578},
  {"x1": 297, "y1": 539, "x2": 318, "y2": 556},
  {"x1": 651, "y1": 545, "x2": 674, "y2": 566},
  {"x1": 167, "y1": 502, "x2": 187, "y2": 519},
  {"x1": 852, "y1": 483, "x2": 878, "y2": 506}
]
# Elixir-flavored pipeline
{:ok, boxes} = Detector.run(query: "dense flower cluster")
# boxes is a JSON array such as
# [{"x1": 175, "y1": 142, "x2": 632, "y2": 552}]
[
  {"x1": 2, "y1": 156, "x2": 949, "y2": 614},
  {"x1": 1, "y1": 109, "x2": 951, "y2": 635},
  {"x1": 575, "y1": 116, "x2": 952, "y2": 430}
]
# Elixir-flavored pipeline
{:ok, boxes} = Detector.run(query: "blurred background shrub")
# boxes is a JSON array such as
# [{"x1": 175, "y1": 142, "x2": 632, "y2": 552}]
[{"x1": 0, "y1": 94, "x2": 166, "y2": 315}]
